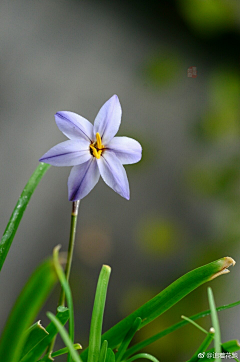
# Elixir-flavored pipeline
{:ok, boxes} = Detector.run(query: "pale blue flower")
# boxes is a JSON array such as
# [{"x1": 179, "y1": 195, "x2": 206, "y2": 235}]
[{"x1": 40, "y1": 95, "x2": 142, "y2": 201}]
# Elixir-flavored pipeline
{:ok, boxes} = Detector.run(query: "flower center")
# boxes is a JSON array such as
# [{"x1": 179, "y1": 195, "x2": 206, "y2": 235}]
[{"x1": 90, "y1": 132, "x2": 104, "y2": 159}]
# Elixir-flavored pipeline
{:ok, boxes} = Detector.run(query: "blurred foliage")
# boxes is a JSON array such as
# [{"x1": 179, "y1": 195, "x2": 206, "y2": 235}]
[
  {"x1": 119, "y1": 285, "x2": 157, "y2": 318},
  {"x1": 141, "y1": 52, "x2": 182, "y2": 87},
  {"x1": 187, "y1": 156, "x2": 240, "y2": 199},
  {"x1": 194, "y1": 67, "x2": 240, "y2": 142},
  {"x1": 135, "y1": 216, "x2": 184, "y2": 257},
  {"x1": 178, "y1": 0, "x2": 239, "y2": 36}
]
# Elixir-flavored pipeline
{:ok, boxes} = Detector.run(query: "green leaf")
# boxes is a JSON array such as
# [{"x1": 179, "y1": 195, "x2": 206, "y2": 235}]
[
  {"x1": 87, "y1": 265, "x2": 111, "y2": 362},
  {"x1": 21, "y1": 306, "x2": 70, "y2": 362},
  {"x1": 99, "y1": 341, "x2": 108, "y2": 362},
  {"x1": 0, "y1": 256, "x2": 57, "y2": 362},
  {"x1": 126, "y1": 353, "x2": 159, "y2": 362},
  {"x1": 186, "y1": 328, "x2": 215, "y2": 362},
  {"x1": 123, "y1": 298, "x2": 240, "y2": 359},
  {"x1": 47, "y1": 312, "x2": 82, "y2": 362},
  {"x1": 38, "y1": 344, "x2": 82, "y2": 361},
  {"x1": 222, "y1": 340, "x2": 240, "y2": 353},
  {"x1": 0, "y1": 163, "x2": 50, "y2": 271},
  {"x1": 115, "y1": 317, "x2": 142, "y2": 362},
  {"x1": 20, "y1": 321, "x2": 49, "y2": 361},
  {"x1": 201, "y1": 340, "x2": 240, "y2": 361},
  {"x1": 52, "y1": 344, "x2": 82, "y2": 358},
  {"x1": 181, "y1": 315, "x2": 208, "y2": 334},
  {"x1": 81, "y1": 256, "x2": 235, "y2": 361},
  {"x1": 38, "y1": 354, "x2": 54, "y2": 362},
  {"x1": 53, "y1": 246, "x2": 75, "y2": 354},
  {"x1": 105, "y1": 348, "x2": 115, "y2": 362},
  {"x1": 208, "y1": 288, "x2": 221, "y2": 361}
]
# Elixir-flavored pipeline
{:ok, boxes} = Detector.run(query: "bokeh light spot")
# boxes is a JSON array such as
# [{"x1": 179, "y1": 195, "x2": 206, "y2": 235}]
[
  {"x1": 178, "y1": 0, "x2": 237, "y2": 36},
  {"x1": 142, "y1": 52, "x2": 182, "y2": 86},
  {"x1": 76, "y1": 225, "x2": 112, "y2": 267},
  {"x1": 135, "y1": 216, "x2": 182, "y2": 257}
]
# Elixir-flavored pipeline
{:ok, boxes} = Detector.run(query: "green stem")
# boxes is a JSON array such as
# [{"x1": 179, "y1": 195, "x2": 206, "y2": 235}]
[
  {"x1": 48, "y1": 201, "x2": 80, "y2": 356},
  {"x1": 59, "y1": 200, "x2": 80, "y2": 306}
]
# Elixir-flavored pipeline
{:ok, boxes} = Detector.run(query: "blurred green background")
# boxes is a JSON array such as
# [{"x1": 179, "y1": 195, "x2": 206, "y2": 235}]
[{"x1": 0, "y1": 0, "x2": 240, "y2": 360}]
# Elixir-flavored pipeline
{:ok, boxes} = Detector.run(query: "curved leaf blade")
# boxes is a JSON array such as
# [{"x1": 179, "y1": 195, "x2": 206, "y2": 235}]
[
  {"x1": 47, "y1": 312, "x2": 82, "y2": 362},
  {"x1": 0, "y1": 256, "x2": 57, "y2": 362},
  {"x1": 21, "y1": 306, "x2": 69, "y2": 362},
  {"x1": 126, "y1": 353, "x2": 159, "y2": 362},
  {"x1": 0, "y1": 163, "x2": 50, "y2": 270},
  {"x1": 20, "y1": 321, "x2": 49, "y2": 361},
  {"x1": 81, "y1": 256, "x2": 235, "y2": 360}
]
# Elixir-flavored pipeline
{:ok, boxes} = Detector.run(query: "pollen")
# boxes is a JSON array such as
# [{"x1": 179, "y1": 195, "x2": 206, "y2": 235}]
[{"x1": 90, "y1": 133, "x2": 104, "y2": 159}]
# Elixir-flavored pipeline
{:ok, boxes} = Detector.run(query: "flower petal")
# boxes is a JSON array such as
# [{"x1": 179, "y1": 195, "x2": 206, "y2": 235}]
[
  {"x1": 39, "y1": 140, "x2": 91, "y2": 166},
  {"x1": 93, "y1": 95, "x2": 122, "y2": 144},
  {"x1": 55, "y1": 111, "x2": 94, "y2": 141},
  {"x1": 97, "y1": 151, "x2": 130, "y2": 200},
  {"x1": 68, "y1": 158, "x2": 100, "y2": 201},
  {"x1": 107, "y1": 136, "x2": 142, "y2": 165}
]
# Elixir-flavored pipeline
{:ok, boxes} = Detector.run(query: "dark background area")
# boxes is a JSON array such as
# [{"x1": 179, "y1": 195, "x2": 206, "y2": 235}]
[{"x1": 0, "y1": 0, "x2": 240, "y2": 360}]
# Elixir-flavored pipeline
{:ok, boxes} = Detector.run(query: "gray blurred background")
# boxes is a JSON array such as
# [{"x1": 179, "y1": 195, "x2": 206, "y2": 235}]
[{"x1": 1, "y1": 0, "x2": 240, "y2": 360}]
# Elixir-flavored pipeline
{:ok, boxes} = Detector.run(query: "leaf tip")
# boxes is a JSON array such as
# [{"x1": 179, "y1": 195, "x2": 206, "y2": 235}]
[
  {"x1": 210, "y1": 257, "x2": 236, "y2": 280},
  {"x1": 37, "y1": 320, "x2": 49, "y2": 335},
  {"x1": 75, "y1": 343, "x2": 83, "y2": 350},
  {"x1": 103, "y1": 264, "x2": 111, "y2": 272}
]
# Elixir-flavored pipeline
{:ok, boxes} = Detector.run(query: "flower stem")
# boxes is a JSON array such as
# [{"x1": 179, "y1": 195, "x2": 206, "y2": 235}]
[
  {"x1": 47, "y1": 200, "x2": 80, "y2": 356},
  {"x1": 58, "y1": 200, "x2": 80, "y2": 307}
]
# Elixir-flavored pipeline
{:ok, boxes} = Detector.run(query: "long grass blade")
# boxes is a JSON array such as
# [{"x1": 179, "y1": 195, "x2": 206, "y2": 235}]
[
  {"x1": 87, "y1": 265, "x2": 111, "y2": 362},
  {"x1": 53, "y1": 245, "x2": 75, "y2": 359},
  {"x1": 181, "y1": 315, "x2": 208, "y2": 334},
  {"x1": 208, "y1": 287, "x2": 221, "y2": 362},
  {"x1": 47, "y1": 312, "x2": 82, "y2": 362},
  {"x1": 115, "y1": 317, "x2": 142, "y2": 362},
  {"x1": 0, "y1": 256, "x2": 57, "y2": 362},
  {"x1": 0, "y1": 163, "x2": 50, "y2": 270},
  {"x1": 99, "y1": 340, "x2": 108, "y2": 362}
]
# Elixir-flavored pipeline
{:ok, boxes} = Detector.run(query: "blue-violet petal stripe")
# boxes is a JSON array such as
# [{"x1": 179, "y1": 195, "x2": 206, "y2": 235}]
[
  {"x1": 93, "y1": 95, "x2": 122, "y2": 145},
  {"x1": 97, "y1": 150, "x2": 130, "y2": 200},
  {"x1": 68, "y1": 158, "x2": 100, "y2": 200},
  {"x1": 107, "y1": 136, "x2": 142, "y2": 165},
  {"x1": 55, "y1": 111, "x2": 94, "y2": 141},
  {"x1": 39, "y1": 140, "x2": 91, "y2": 166}
]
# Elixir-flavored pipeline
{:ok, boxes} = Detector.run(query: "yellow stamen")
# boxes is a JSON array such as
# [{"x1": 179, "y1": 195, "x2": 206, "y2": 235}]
[
  {"x1": 90, "y1": 144, "x2": 101, "y2": 159},
  {"x1": 90, "y1": 133, "x2": 104, "y2": 159},
  {"x1": 96, "y1": 132, "x2": 103, "y2": 150}
]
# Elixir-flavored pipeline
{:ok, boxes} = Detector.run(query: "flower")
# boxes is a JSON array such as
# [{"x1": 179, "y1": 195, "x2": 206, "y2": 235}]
[{"x1": 39, "y1": 95, "x2": 142, "y2": 201}]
